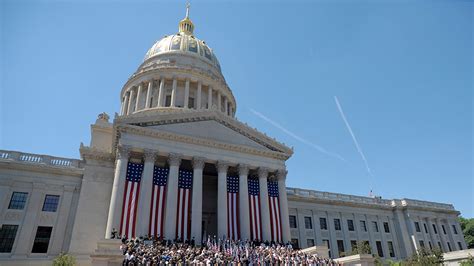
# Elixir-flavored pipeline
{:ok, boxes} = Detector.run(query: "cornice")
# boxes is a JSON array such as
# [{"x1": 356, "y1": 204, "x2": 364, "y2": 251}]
[
  {"x1": 80, "y1": 144, "x2": 115, "y2": 163},
  {"x1": 0, "y1": 160, "x2": 84, "y2": 177},
  {"x1": 114, "y1": 108, "x2": 293, "y2": 158}
]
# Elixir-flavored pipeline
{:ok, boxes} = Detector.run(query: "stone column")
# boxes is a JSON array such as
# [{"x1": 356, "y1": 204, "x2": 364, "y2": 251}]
[
  {"x1": 208, "y1": 86, "x2": 213, "y2": 109},
  {"x1": 224, "y1": 98, "x2": 228, "y2": 115},
  {"x1": 258, "y1": 167, "x2": 271, "y2": 241},
  {"x1": 197, "y1": 82, "x2": 202, "y2": 109},
  {"x1": 171, "y1": 78, "x2": 177, "y2": 107},
  {"x1": 127, "y1": 88, "x2": 135, "y2": 115},
  {"x1": 137, "y1": 150, "x2": 156, "y2": 237},
  {"x1": 123, "y1": 92, "x2": 130, "y2": 115},
  {"x1": 191, "y1": 157, "x2": 205, "y2": 244},
  {"x1": 184, "y1": 79, "x2": 190, "y2": 108},
  {"x1": 145, "y1": 80, "x2": 153, "y2": 109},
  {"x1": 135, "y1": 83, "x2": 143, "y2": 111},
  {"x1": 217, "y1": 161, "x2": 229, "y2": 239},
  {"x1": 238, "y1": 164, "x2": 251, "y2": 241},
  {"x1": 105, "y1": 145, "x2": 130, "y2": 238},
  {"x1": 164, "y1": 153, "x2": 181, "y2": 239},
  {"x1": 277, "y1": 169, "x2": 291, "y2": 243},
  {"x1": 120, "y1": 96, "x2": 126, "y2": 115},
  {"x1": 157, "y1": 78, "x2": 165, "y2": 107},
  {"x1": 217, "y1": 91, "x2": 222, "y2": 111}
]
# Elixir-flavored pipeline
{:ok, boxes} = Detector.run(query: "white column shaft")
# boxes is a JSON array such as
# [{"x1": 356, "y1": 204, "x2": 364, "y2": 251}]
[
  {"x1": 217, "y1": 91, "x2": 222, "y2": 111},
  {"x1": 105, "y1": 150, "x2": 129, "y2": 238},
  {"x1": 239, "y1": 166, "x2": 251, "y2": 241},
  {"x1": 278, "y1": 177, "x2": 291, "y2": 243},
  {"x1": 164, "y1": 155, "x2": 181, "y2": 239},
  {"x1": 135, "y1": 84, "x2": 142, "y2": 111},
  {"x1": 127, "y1": 89, "x2": 135, "y2": 115},
  {"x1": 258, "y1": 169, "x2": 271, "y2": 241},
  {"x1": 157, "y1": 78, "x2": 165, "y2": 107},
  {"x1": 171, "y1": 78, "x2": 177, "y2": 107},
  {"x1": 184, "y1": 79, "x2": 190, "y2": 108},
  {"x1": 137, "y1": 152, "x2": 155, "y2": 237},
  {"x1": 145, "y1": 81, "x2": 153, "y2": 109},
  {"x1": 191, "y1": 158, "x2": 205, "y2": 244},
  {"x1": 224, "y1": 98, "x2": 228, "y2": 115},
  {"x1": 217, "y1": 162, "x2": 228, "y2": 239},
  {"x1": 197, "y1": 82, "x2": 202, "y2": 109},
  {"x1": 208, "y1": 87, "x2": 213, "y2": 109}
]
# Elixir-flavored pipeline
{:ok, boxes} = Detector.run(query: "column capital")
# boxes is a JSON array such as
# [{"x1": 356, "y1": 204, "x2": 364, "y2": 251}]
[
  {"x1": 143, "y1": 149, "x2": 158, "y2": 162},
  {"x1": 216, "y1": 161, "x2": 230, "y2": 173},
  {"x1": 192, "y1": 157, "x2": 206, "y2": 169},
  {"x1": 238, "y1": 164, "x2": 249, "y2": 176},
  {"x1": 168, "y1": 153, "x2": 182, "y2": 167},
  {"x1": 277, "y1": 169, "x2": 288, "y2": 181},
  {"x1": 258, "y1": 167, "x2": 269, "y2": 179},
  {"x1": 117, "y1": 145, "x2": 132, "y2": 159}
]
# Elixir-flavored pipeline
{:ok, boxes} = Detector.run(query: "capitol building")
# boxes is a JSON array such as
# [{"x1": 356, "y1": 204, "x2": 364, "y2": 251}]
[{"x1": 0, "y1": 7, "x2": 468, "y2": 266}]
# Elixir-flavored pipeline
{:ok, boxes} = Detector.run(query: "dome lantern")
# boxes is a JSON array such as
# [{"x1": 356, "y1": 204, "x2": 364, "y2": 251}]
[{"x1": 179, "y1": 3, "x2": 194, "y2": 35}]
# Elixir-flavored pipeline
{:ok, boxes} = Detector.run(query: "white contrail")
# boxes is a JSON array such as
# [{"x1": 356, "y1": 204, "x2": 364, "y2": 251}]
[
  {"x1": 249, "y1": 108, "x2": 346, "y2": 162},
  {"x1": 334, "y1": 96, "x2": 373, "y2": 176}
]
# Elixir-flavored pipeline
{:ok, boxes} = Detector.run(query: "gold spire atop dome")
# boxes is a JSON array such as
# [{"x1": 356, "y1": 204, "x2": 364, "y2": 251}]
[{"x1": 179, "y1": 2, "x2": 194, "y2": 35}]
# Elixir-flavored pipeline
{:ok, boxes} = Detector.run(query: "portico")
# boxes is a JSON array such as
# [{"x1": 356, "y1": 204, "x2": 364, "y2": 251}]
[{"x1": 104, "y1": 138, "x2": 292, "y2": 245}]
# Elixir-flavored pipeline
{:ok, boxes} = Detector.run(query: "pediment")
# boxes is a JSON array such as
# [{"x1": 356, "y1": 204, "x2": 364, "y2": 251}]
[
  {"x1": 147, "y1": 120, "x2": 268, "y2": 150},
  {"x1": 114, "y1": 109, "x2": 293, "y2": 158}
]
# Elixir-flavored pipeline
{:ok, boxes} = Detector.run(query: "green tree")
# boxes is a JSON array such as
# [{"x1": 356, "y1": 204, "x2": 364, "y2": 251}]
[
  {"x1": 52, "y1": 252, "x2": 76, "y2": 266},
  {"x1": 404, "y1": 247, "x2": 443, "y2": 265},
  {"x1": 459, "y1": 217, "x2": 474, "y2": 249},
  {"x1": 350, "y1": 241, "x2": 372, "y2": 255}
]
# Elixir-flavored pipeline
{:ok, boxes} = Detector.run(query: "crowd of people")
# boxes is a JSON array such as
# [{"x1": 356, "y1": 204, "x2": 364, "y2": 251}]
[{"x1": 118, "y1": 235, "x2": 338, "y2": 265}]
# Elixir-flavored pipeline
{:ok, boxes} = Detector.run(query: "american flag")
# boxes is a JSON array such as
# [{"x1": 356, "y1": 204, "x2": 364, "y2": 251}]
[
  {"x1": 120, "y1": 162, "x2": 144, "y2": 238},
  {"x1": 248, "y1": 177, "x2": 262, "y2": 240},
  {"x1": 149, "y1": 166, "x2": 168, "y2": 238},
  {"x1": 227, "y1": 176, "x2": 240, "y2": 240},
  {"x1": 268, "y1": 180, "x2": 282, "y2": 242},
  {"x1": 176, "y1": 169, "x2": 193, "y2": 240}
]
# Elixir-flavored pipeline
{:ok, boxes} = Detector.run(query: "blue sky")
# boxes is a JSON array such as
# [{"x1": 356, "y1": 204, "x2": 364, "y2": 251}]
[{"x1": 1, "y1": 0, "x2": 472, "y2": 217}]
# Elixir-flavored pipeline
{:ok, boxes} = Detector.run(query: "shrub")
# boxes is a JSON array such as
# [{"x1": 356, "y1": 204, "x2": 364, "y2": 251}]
[{"x1": 52, "y1": 252, "x2": 76, "y2": 266}]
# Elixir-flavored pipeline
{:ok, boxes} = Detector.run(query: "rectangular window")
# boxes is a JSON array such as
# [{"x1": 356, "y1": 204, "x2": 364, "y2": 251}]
[
  {"x1": 438, "y1": 242, "x2": 442, "y2": 251},
  {"x1": 447, "y1": 242, "x2": 452, "y2": 251},
  {"x1": 347, "y1": 219, "x2": 354, "y2": 231},
  {"x1": 337, "y1": 240, "x2": 345, "y2": 257},
  {"x1": 291, "y1": 238, "x2": 299, "y2": 249},
  {"x1": 320, "y1": 218, "x2": 327, "y2": 230},
  {"x1": 432, "y1": 224, "x2": 438, "y2": 234},
  {"x1": 360, "y1": 220, "x2": 367, "y2": 232},
  {"x1": 165, "y1": 95, "x2": 171, "y2": 107},
  {"x1": 424, "y1": 223, "x2": 428, "y2": 234},
  {"x1": 304, "y1": 217, "x2": 312, "y2": 229},
  {"x1": 415, "y1": 222, "x2": 421, "y2": 232},
  {"x1": 442, "y1": 225, "x2": 447, "y2": 235},
  {"x1": 188, "y1": 97, "x2": 195, "y2": 109},
  {"x1": 289, "y1": 215, "x2": 297, "y2": 228},
  {"x1": 363, "y1": 241, "x2": 372, "y2": 253},
  {"x1": 458, "y1": 242, "x2": 463, "y2": 250},
  {"x1": 383, "y1": 222, "x2": 390, "y2": 233},
  {"x1": 42, "y1": 195, "x2": 60, "y2": 212},
  {"x1": 376, "y1": 241, "x2": 384, "y2": 257},
  {"x1": 31, "y1": 226, "x2": 52, "y2": 253},
  {"x1": 388, "y1": 241, "x2": 395, "y2": 257},
  {"x1": 334, "y1": 219, "x2": 341, "y2": 231},
  {"x1": 429, "y1": 241, "x2": 432, "y2": 250},
  {"x1": 452, "y1": 225, "x2": 458, "y2": 234},
  {"x1": 350, "y1": 240, "x2": 357, "y2": 250},
  {"x1": 0, "y1": 225, "x2": 19, "y2": 253},
  {"x1": 323, "y1": 239, "x2": 331, "y2": 258},
  {"x1": 307, "y1": 239, "x2": 315, "y2": 247},
  {"x1": 8, "y1": 192, "x2": 28, "y2": 210},
  {"x1": 372, "y1": 221, "x2": 379, "y2": 232},
  {"x1": 419, "y1": 240, "x2": 425, "y2": 248}
]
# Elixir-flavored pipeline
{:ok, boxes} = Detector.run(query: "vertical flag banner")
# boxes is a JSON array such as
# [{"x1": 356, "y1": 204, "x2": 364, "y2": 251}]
[
  {"x1": 120, "y1": 162, "x2": 144, "y2": 238},
  {"x1": 227, "y1": 175, "x2": 240, "y2": 240},
  {"x1": 149, "y1": 166, "x2": 169, "y2": 238},
  {"x1": 268, "y1": 180, "x2": 282, "y2": 242},
  {"x1": 248, "y1": 177, "x2": 262, "y2": 240},
  {"x1": 176, "y1": 169, "x2": 193, "y2": 240}
]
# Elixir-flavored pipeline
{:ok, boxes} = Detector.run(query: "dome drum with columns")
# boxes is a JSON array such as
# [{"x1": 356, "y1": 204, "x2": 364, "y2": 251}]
[{"x1": 119, "y1": 6, "x2": 235, "y2": 118}]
